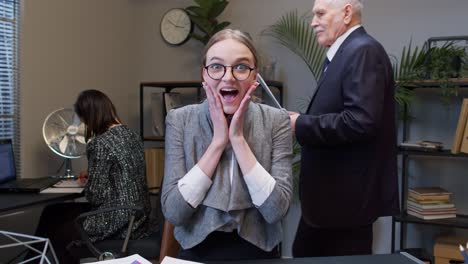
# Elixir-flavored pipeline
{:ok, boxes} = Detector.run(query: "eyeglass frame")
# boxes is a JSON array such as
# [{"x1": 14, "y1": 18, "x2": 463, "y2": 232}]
[{"x1": 203, "y1": 63, "x2": 256, "y2": 81}]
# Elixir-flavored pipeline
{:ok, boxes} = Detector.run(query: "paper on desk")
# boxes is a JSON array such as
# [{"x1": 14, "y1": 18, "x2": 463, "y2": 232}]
[
  {"x1": 40, "y1": 187, "x2": 83, "y2": 193},
  {"x1": 161, "y1": 256, "x2": 204, "y2": 264},
  {"x1": 53, "y1": 180, "x2": 84, "y2": 188},
  {"x1": 85, "y1": 254, "x2": 152, "y2": 264}
]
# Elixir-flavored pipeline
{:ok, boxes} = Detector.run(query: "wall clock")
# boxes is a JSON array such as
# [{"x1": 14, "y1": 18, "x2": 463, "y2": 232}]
[{"x1": 160, "y1": 8, "x2": 193, "y2": 46}]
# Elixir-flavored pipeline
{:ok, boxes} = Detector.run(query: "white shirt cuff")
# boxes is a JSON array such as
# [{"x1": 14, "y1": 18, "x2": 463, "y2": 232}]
[
  {"x1": 243, "y1": 162, "x2": 276, "y2": 206},
  {"x1": 177, "y1": 165, "x2": 212, "y2": 208}
]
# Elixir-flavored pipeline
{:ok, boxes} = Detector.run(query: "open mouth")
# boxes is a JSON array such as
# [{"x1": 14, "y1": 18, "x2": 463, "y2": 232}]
[{"x1": 220, "y1": 89, "x2": 239, "y2": 102}]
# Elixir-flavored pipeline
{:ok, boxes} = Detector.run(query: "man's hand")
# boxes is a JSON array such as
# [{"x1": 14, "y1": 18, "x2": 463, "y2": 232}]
[{"x1": 288, "y1": 111, "x2": 300, "y2": 135}]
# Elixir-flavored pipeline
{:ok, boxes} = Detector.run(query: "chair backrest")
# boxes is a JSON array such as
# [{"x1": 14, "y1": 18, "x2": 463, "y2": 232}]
[{"x1": 159, "y1": 220, "x2": 180, "y2": 262}]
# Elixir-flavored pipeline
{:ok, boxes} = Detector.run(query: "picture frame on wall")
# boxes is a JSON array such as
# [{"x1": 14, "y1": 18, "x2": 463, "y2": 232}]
[
  {"x1": 151, "y1": 92, "x2": 165, "y2": 137},
  {"x1": 142, "y1": 89, "x2": 165, "y2": 138},
  {"x1": 164, "y1": 92, "x2": 183, "y2": 113}
]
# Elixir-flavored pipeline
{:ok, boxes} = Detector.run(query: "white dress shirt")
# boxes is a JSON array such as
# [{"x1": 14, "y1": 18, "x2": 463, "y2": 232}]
[
  {"x1": 326, "y1": 24, "x2": 362, "y2": 61},
  {"x1": 177, "y1": 151, "x2": 276, "y2": 208}
]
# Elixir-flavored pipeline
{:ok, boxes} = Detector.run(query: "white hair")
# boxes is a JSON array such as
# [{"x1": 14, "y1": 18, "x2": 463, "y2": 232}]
[{"x1": 327, "y1": 0, "x2": 363, "y2": 15}]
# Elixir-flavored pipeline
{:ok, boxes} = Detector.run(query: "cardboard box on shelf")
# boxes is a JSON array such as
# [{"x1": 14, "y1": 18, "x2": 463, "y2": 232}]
[{"x1": 434, "y1": 236, "x2": 467, "y2": 264}]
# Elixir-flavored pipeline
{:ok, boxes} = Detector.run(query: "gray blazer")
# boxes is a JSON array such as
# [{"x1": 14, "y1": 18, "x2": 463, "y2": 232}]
[{"x1": 161, "y1": 100, "x2": 293, "y2": 251}]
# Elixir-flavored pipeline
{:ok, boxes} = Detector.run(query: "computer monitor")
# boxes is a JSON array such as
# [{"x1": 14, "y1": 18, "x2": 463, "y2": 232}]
[{"x1": 0, "y1": 139, "x2": 16, "y2": 184}]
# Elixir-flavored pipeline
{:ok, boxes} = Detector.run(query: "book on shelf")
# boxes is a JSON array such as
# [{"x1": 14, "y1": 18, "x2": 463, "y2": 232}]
[
  {"x1": 408, "y1": 187, "x2": 451, "y2": 202},
  {"x1": 409, "y1": 186, "x2": 451, "y2": 196},
  {"x1": 408, "y1": 192, "x2": 451, "y2": 202},
  {"x1": 400, "y1": 141, "x2": 443, "y2": 152},
  {"x1": 407, "y1": 206, "x2": 457, "y2": 215},
  {"x1": 407, "y1": 200, "x2": 455, "y2": 210},
  {"x1": 451, "y1": 98, "x2": 468, "y2": 154},
  {"x1": 407, "y1": 210, "x2": 456, "y2": 220},
  {"x1": 407, "y1": 196, "x2": 452, "y2": 205},
  {"x1": 460, "y1": 114, "x2": 468, "y2": 154}
]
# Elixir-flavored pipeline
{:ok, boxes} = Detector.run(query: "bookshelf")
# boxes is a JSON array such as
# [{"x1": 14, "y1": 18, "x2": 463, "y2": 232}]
[
  {"x1": 394, "y1": 214, "x2": 468, "y2": 229},
  {"x1": 392, "y1": 80, "x2": 468, "y2": 253},
  {"x1": 398, "y1": 148, "x2": 468, "y2": 158}
]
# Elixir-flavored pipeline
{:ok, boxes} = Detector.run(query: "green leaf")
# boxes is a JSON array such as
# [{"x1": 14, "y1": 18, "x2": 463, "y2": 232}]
[
  {"x1": 262, "y1": 9, "x2": 326, "y2": 82},
  {"x1": 194, "y1": 0, "x2": 212, "y2": 8},
  {"x1": 213, "y1": 21, "x2": 230, "y2": 33},
  {"x1": 186, "y1": 0, "x2": 230, "y2": 44},
  {"x1": 394, "y1": 87, "x2": 414, "y2": 109},
  {"x1": 189, "y1": 14, "x2": 213, "y2": 34},
  {"x1": 194, "y1": 0, "x2": 215, "y2": 17},
  {"x1": 186, "y1": 6, "x2": 205, "y2": 17},
  {"x1": 208, "y1": 1, "x2": 229, "y2": 18},
  {"x1": 189, "y1": 33, "x2": 206, "y2": 43},
  {"x1": 394, "y1": 39, "x2": 428, "y2": 87},
  {"x1": 202, "y1": 35, "x2": 210, "y2": 44}
]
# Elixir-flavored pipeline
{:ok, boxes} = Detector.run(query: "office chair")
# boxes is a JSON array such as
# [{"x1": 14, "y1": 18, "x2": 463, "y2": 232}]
[
  {"x1": 67, "y1": 205, "x2": 160, "y2": 262},
  {"x1": 158, "y1": 220, "x2": 180, "y2": 262}
]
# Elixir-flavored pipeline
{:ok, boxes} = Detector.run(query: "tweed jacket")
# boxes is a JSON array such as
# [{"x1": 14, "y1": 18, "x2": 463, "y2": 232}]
[
  {"x1": 83, "y1": 125, "x2": 152, "y2": 242},
  {"x1": 161, "y1": 100, "x2": 293, "y2": 251}
]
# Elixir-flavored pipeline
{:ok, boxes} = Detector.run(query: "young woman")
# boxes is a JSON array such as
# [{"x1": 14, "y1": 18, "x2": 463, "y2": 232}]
[
  {"x1": 31, "y1": 90, "x2": 152, "y2": 263},
  {"x1": 161, "y1": 29, "x2": 293, "y2": 261},
  {"x1": 73, "y1": 89, "x2": 151, "y2": 243}
]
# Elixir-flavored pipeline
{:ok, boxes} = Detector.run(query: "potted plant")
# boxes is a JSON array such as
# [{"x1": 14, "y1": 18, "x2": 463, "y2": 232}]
[
  {"x1": 185, "y1": 0, "x2": 231, "y2": 45},
  {"x1": 393, "y1": 40, "x2": 467, "y2": 108},
  {"x1": 422, "y1": 42, "x2": 466, "y2": 105},
  {"x1": 262, "y1": 10, "x2": 326, "y2": 82},
  {"x1": 391, "y1": 40, "x2": 427, "y2": 119}
]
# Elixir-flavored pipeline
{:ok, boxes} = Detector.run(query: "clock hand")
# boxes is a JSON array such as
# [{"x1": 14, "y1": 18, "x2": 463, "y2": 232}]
[{"x1": 167, "y1": 19, "x2": 184, "y2": 28}]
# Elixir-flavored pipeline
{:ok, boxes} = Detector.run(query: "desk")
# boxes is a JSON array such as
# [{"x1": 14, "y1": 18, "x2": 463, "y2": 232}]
[
  {"x1": 0, "y1": 193, "x2": 82, "y2": 215},
  {"x1": 0, "y1": 192, "x2": 84, "y2": 263},
  {"x1": 210, "y1": 253, "x2": 421, "y2": 264}
]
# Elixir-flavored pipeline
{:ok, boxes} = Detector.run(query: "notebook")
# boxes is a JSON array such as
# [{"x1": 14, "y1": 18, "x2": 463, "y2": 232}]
[{"x1": 0, "y1": 139, "x2": 59, "y2": 193}]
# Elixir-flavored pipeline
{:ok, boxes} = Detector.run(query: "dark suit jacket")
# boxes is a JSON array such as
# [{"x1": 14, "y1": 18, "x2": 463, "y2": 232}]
[{"x1": 295, "y1": 27, "x2": 400, "y2": 228}]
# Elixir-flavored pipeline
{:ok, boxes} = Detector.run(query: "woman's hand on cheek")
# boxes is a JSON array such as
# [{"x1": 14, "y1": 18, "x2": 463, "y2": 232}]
[
  {"x1": 229, "y1": 82, "x2": 258, "y2": 141},
  {"x1": 203, "y1": 82, "x2": 229, "y2": 147}
]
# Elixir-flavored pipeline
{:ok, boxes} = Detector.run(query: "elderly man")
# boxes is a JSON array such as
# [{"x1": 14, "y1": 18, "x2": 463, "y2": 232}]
[{"x1": 289, "y1": 0, "x2": 400, "y2": 257}]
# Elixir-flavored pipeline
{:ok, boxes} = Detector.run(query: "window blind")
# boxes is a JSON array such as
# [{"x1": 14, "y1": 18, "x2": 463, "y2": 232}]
[{"x1": 0, "y1": 0, "x2": 20, "y2": 174}]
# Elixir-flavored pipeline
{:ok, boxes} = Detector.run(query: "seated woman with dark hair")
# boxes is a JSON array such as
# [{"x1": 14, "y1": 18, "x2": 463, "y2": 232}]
[{"x1": 29, "y1": 89, "x2": 152, "y2": 263}]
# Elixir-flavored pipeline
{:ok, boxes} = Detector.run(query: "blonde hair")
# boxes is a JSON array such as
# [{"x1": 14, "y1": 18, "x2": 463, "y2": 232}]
[{"x1": 202, "y1": 29, "x2": 259, "y2": 68}]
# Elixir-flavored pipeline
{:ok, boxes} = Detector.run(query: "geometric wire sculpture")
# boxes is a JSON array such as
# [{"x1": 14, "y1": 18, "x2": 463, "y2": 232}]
[{"x1": 0, "y1": 230, "x2": 58, "y2": 264}]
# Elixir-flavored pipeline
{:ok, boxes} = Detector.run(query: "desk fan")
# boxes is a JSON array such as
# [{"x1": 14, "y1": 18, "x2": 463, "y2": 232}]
[{"x1": 42, "y1": 108, "x2": 86, "y2": 178}]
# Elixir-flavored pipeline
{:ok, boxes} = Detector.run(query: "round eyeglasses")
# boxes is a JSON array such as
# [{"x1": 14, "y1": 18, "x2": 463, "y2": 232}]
[{"x1": 204, "y1": 63, "x2": 256, "y2": 81}]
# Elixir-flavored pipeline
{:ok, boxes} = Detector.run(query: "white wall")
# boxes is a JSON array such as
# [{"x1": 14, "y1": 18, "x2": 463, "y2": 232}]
[
  {"x1": 18, "y1": 0, "x2": 468, "y2": 258},
  {"x1": 21, "y1": 0, "x2": 138, "y2": 177}
]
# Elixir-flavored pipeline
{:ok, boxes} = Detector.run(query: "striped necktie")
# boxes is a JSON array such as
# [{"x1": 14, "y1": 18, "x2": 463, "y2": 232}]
[{"x1": 322, "y1": 57, "x2": 330, "y2": 74}]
